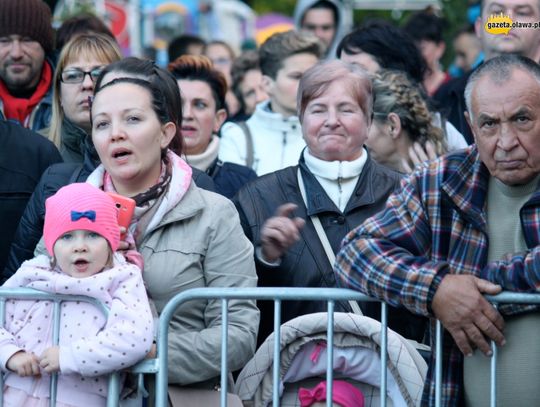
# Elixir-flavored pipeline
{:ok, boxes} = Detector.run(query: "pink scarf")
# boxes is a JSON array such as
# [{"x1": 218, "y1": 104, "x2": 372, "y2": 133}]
[{"x1": 86, "y1": 150, "x2": 193, "y2": 270}]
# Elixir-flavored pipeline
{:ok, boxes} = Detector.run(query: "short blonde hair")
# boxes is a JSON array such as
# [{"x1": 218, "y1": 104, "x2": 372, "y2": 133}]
[{"x1": 297, "y1": 59, "x2": 372, "y2": 122}]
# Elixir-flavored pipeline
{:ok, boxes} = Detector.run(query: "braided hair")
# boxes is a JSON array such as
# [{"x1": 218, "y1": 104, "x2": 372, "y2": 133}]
[{"x1": 372, "y1": 69, "x2": 447, "y2": 155}]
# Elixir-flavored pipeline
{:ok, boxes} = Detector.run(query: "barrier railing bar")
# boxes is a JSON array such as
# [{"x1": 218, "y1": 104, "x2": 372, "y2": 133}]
[
  {"x1": 435, "y1": 319, "x2": 443, "y2": 407},
  {"x1": 50, "y1": 300, "x2": 61, "y2": 406},
  {"x1": 0, "y1": 298, "x2": 5, "y2": 407},
  {"x1": 326, "y1": 300, "x2": 335, "y2": 407},
  {"x1": 221, "y1": 299, "x2": 229, "y2": 407},
  {"x1": 273, "y1": 299, "x2": 282, "y2": 407},
  {"x1": 380, "y1": 302, "x2": 388, "y2": 407},
  {"x1": 0, "y1": 288, "x2": 113, "y2": 407}
]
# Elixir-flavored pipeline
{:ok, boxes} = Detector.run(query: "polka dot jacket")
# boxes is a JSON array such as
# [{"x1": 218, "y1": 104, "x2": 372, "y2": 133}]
[{"x1": 0, "y1": 254, "x2": 154, "y2": 406}]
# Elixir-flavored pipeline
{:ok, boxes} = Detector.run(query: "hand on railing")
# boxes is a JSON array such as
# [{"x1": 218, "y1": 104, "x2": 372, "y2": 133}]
[
  {"x1": 432, "y1": 274, "x2": 506, "y2": 357},
  {"x1": 39, "y1": 346, "x2": 60, "y2": 374},
  {"x1": 6, "y1": 350, "x2": 41, "y2": 377}
]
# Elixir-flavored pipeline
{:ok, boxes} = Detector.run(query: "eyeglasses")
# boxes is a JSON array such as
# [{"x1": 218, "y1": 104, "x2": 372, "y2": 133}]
[{"x1": 60, "y1": 67, "x2": 104, "y2": 84}]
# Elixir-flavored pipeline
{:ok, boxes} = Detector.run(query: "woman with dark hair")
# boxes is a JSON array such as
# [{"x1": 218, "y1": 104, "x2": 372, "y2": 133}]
[
  {"x1": 336, "y1": 20, "x2": 467, "y2": 156},
  {"x1": 337, "y1": 20, "x2": 426, "y2": 84},
  {"x1": 168, "y1": 55, "x2": 257, "y2": 198}
]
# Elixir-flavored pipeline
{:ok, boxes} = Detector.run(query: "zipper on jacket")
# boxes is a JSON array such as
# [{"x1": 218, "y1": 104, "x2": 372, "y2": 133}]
[
  {"x1": 337, "y1": 163, "x2": 343, "y2": 210},
  {"x1": 280, "y1": 130, "x2": 287, "y2": 167}
]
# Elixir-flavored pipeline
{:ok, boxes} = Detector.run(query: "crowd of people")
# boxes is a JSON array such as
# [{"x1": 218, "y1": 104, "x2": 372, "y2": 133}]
[{"x1": 1, "y1": 0, "x2": 540, "y2": 406}]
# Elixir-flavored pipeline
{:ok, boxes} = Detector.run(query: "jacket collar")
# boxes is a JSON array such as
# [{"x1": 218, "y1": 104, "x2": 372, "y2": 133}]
[
  {"x1": 157, "y1": 181, "x2": 205, "y2": 226},
  {"x1": 441, "y1": 145, "x2": 489, "y2": 230},
  {"x1": 299, "y1": 152, "x2": 379, "y2": 216},
  {"x1": 249, "y1": 100, "x2": 301, "y2": 133}
]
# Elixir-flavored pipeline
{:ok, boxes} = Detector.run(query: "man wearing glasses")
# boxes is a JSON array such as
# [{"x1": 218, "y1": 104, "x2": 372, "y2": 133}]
[{"x1": 0, "y1": 0, "x2": 55, "y2": 131}]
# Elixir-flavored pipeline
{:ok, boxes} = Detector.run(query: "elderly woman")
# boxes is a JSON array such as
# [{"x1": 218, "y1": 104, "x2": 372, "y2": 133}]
[
  {"x1": 5, "y1": 62, "x2": 259, "y2": 389},
  {"x1": 45, "y1": 33, "x2": 122, "y2": 163},
  {"x1": 367, "y1": 69, "x2": 447, "y2": 173},
  {"x1": 234, "y1": 59, "x2": 426, "y2": 344}
]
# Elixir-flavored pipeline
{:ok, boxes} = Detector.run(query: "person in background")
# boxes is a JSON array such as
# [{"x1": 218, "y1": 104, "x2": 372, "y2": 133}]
[
  {"x1": 219, "y1": 30, "x2": 324, "y2": 176},
  {"x1": 0, "y1": 183, "x2": 153, "y2": 407},
  {"x1": 367, "y1": 69, "x2": 447, "y2": 173},
  {"x1": 229, "y1": 51, "x2": 268, "y2": 122},
  {"x1": 294, "y1": 0, "x2": 345, "y2": 58},
  {"x1": 403, "y1": 9, "x2": 451, "y2": 96},
  {"x1": 0, "y1": 0, "x2": 55, "y2": 131},
  {"x1": 336, "y1": 20, "x2": 468, "y2": 153},
  {"x1": 168, "y1": 55, "x2": 257, "y2": 198},
  {"x1": 0, "y1": 119, "x2": 61, "y2": 275},
  {"x1": 434, "y1": 0, "x2": 540, "y2": 144},
  {"x1": 335, "y1": 55, "x2": 540, "y2": 406},
  {"x1": 44, "y1": 33, "x2": 122, "y2": 163},
  {"x1": 234, "y1": 59, "x2": 426, "y2": 345},
  {"x1": 168, "y1": 34, "x2": 206, "y2": 63},
  {"x1": 450, "y1": 25, "x2": 483, "y2": 77},
  {"x1": 55, "y1": 13, "x2": 115, "y2": 52},
  {"x1": 203, "y1": 40, "x2": 240, "y2": 117}
]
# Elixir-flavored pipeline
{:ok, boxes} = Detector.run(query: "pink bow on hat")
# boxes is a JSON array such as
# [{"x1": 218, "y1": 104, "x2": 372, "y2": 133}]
[{"x1": 298, "y1": 380, "x2": 365, "y2": 407}]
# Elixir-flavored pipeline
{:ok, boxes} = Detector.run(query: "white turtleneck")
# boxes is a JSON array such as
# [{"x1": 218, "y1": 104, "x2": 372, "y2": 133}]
[
  {"x1": 303, "y1": 148, "x2": 368, "y2": 212},
  {"x1": 184, "y1": 135, "x2": 220, "y2": 172}
]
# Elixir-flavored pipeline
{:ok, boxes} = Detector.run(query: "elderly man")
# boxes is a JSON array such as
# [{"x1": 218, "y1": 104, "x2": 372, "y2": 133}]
[
  {"x1": 336, "y1": 55, "x2": 540, "y2": 406},
  {"x1": 0, "y1": 0, "x2": 55, "y2": 131}
]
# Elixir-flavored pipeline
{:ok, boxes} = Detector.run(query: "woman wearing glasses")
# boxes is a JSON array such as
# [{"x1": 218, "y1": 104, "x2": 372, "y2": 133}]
[{"x1": 44, "y1": 33, "x2": 122, "y2": 163}]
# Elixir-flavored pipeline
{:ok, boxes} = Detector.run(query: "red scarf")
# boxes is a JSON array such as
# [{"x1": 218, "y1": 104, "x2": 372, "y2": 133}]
[{"x1": 0, "y1": 61, "x2": 52, "y2": 126}]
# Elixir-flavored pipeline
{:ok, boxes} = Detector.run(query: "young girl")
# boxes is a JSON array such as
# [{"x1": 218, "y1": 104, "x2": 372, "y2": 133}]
[{"x1": 0, "y1": 183, "x2": 154, "y2": 407}]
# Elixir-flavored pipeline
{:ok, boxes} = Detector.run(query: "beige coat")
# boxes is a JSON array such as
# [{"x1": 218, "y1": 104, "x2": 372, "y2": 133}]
[{"x1": 140, "y1": 182, "x2": 259, "y2": 386}]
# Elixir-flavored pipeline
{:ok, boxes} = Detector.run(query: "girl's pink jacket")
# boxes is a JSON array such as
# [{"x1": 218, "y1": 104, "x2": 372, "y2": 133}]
[{"x1": 0, "y1": 254, "x2": 154, "y2": 406}]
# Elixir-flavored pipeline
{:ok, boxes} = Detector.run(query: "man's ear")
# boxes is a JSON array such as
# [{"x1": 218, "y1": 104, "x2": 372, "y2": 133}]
[
  {"x1": 464, "y1": 111, "x2": 477, "y2": 144},
  {"x1": 213, "y1": 108, "x2": 227, "y2": 133},
  {"x1": 262, "y1": 75, "x2": 275, "y2": 97},
  {"x1": 436, "y1": 41, "x2": 446, "y2": 60},
  {"x1": 387, "y1": 112, "x2": 402, "y2": 139},
  {"x1": 474, "y1": 15, "x2": 483, "y2": 40}
]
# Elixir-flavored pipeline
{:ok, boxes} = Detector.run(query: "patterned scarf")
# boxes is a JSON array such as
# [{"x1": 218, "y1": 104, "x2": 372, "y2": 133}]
[{"x1": 86, "y1": 150, "x2": 193, "y2": 269}]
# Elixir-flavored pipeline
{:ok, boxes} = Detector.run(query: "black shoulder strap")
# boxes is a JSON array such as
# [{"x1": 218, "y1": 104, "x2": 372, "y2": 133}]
[{"x1": 237, "y1": 121, "x2": 254, "y2": 168}]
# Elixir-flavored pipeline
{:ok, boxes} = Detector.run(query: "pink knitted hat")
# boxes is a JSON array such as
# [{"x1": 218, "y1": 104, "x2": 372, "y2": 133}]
[
  {"x1": 299, "y1": 380, "x2": 365, "y2": 407},
  {"x1": 44, "y1": 183, "x2": 120, "y2": 256}
]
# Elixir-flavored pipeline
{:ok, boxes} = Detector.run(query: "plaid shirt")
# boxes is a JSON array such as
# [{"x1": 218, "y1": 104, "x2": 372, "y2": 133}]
[{"x1": 335, "y1": 146, "x2": 540, "y2": 406}]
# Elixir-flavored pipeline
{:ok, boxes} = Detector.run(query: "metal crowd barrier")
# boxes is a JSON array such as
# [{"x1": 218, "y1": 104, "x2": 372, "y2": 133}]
[
  {"x1": 0, "y1": 287, "x2": 121, "y2": 407},
  {"x1": 3, "y1": 287, "x2": 540, "y2": 407}
]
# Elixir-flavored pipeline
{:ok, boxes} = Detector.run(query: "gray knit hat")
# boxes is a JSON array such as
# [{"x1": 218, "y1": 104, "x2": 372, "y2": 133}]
[{"x1": 0, "y1": 0, "x2": 54, "y2": 53}]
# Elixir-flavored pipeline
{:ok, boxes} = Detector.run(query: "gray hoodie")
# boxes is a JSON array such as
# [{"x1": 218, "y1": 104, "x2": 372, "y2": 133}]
[{"x1": 293, "y1": 0, "x2": 347, "y2": 58}]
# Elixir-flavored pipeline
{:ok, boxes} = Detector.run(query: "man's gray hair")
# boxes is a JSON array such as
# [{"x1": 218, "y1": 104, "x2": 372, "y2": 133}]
[{"x1": 464, "y1": 55, "x2": 540, "y2": 119}]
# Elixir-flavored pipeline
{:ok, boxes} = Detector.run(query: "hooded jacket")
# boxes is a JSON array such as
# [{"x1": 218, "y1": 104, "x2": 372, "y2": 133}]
[{"x1": 293, "y1": 0, "x2": 347, "y2": 58}]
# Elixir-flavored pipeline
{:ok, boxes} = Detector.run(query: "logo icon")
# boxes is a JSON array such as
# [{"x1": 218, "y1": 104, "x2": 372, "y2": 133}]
[{"x1": 484, "y1": 13, "x2": 513, "y2": 35}]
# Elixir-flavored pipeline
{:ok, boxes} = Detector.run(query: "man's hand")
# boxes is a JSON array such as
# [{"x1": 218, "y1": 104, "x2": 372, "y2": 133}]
[
  {"x1": 432, "y1": 274, "x2": 505, "y2": 357},
  {"x1": 39, "y1": 346, "x2": 60, "y2": 374},
  {"x1": 6, "y1": 351, "x2": 41, "y2": 377},
  {"x1": 260, "y1": 203, "x2": 305, "y2": 263}
]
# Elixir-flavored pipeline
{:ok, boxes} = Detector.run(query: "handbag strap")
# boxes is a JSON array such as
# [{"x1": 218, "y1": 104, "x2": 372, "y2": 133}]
[{"x1": 296, "y1": 169, "x2": 363, "y2": 316}]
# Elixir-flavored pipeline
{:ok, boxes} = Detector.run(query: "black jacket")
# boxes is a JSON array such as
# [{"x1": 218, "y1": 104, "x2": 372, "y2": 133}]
[
  {"x1": 433, "y1": 69, "x2": 474, "y2": 145},
  {"x1": 3, "y1": 147, "x2": 216, "y2": 282},
  {"x1": 0, "y1": 121, "x2": 62, "y2": 275},
  {"x1": 207, "y1": 158, "x2": 257, "y2": 199},
  {"x1": 233, "y1": 154, "x2": 427, "y2": 344}
]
